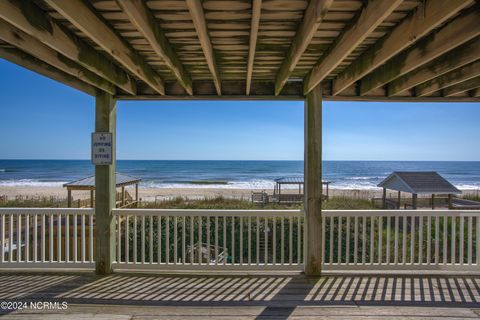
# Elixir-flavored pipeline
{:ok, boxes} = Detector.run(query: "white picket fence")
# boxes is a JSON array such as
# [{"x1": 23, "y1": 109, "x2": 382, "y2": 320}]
[
  {"x1": 0, "y1": 208, "x2": 478, "y2": 273},
  {"x1": 112, "y1": 209, "x2": 304, "y2": 271},
  {"x1": 0, "y1": 208, "x2": 95, "y2": 269},
  {"x1": 322, "y1": 210, "x2": 480, "y2": 272}
]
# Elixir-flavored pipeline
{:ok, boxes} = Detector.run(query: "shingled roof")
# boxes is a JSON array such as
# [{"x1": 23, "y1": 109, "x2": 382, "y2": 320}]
[{"x1": 378, "y1": 172, "x2": 461, "y2": 195}]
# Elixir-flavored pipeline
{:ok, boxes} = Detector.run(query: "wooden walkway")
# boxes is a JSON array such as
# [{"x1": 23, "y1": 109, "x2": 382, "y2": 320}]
[{"x1": 0, "y1": 273, "x2": 479, "y2": 319}]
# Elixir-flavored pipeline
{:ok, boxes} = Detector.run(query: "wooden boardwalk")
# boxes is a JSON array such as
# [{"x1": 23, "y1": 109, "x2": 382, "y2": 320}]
[{"x1": 0, "y1": 273, "x2": 479, "y2": 319}]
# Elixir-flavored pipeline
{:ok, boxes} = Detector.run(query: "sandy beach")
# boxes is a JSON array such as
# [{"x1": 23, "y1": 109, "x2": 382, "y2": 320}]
[{"x1": 3, "y1": 185, "x2": 477, "y2": 203}]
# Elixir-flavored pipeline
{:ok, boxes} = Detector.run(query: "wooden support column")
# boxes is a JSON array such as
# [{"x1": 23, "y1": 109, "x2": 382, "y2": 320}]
[
  {"x1": 135, "y1": 184, "x2": 139, "y2": 208},
  {"x1": 382, "y1": 188, "x2": 387, "y2": 209},
  {"x1": 67, "y1": 189, "x2": 72, "y2": 208},
  {"x1": 431, "y1": 194, "x2": 435, "y2": 210},
  {"x1": 412, "y1": 194, "x2": 418, "y2": 210},
  {"x1": 90, "y1": 190, "x2": 94, "y2": 208},
  {"x1": 95, "y1": 92, "x2": 116, "y2": 275},
  {"x1": 397, "y1": 191, "x2": 401, "y2": 209},
  {"x1": 304, "y1": 82, "x2": 323, "y2": 276},
  {"x1": 121, "y1": 186, "x2": 125, "y2": 207}
]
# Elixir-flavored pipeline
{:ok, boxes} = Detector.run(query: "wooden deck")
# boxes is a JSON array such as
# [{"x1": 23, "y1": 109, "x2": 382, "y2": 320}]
[{"x1": 0, "y1": 273, "x2": 479, "y2": 319}]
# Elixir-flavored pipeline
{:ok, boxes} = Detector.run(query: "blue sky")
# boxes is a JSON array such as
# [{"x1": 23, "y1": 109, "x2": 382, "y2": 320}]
[{"x1": 1, "y1": 59, "x2": 479, "y2": 161}]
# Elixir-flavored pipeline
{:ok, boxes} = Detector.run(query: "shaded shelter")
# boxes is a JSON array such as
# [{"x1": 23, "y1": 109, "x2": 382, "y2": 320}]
[
  {"x1": 63, "y1": 173, "x2": 141, "y2": 208},
  {"x1": 274, "y1": 176, "x2": 331, "y2": 203},
  {"x1": 377, "y1": 171, "x2": 461, "y2": 209}
]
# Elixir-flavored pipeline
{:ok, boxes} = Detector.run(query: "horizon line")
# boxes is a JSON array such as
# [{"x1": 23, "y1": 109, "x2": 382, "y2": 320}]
[{"x1": 1, "y1": 159, "x2": 479, "y2": 162}]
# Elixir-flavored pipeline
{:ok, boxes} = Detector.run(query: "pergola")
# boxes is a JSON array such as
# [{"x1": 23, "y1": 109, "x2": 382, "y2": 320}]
[
  {"x1": 274, "y1": 176, "x2": 330, "y2": 199},
  {"x1": 0, "y1": 0, "x2": 478, "y2": 276},
  {"x1": 63, "y1": 173, "x2": 141, "y2": 208}
]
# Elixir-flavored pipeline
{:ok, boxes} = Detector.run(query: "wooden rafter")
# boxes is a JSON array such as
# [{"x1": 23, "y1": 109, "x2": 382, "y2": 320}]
[
  {"x1": 246, "y1": 0, "x2": 262, "y2": 95},
  {"x1": 0, "y1": 0, "x2": 135, "y2": 94},
  {"x1": 361, "y1": 9, "x2": 480, "y2": 96},
  {"x1": 304, "y1": 0, "x2": 402, "y2": 95},
  {"x1": 0, "y1": 19, "x2": 115, "y2": 95},
  {"x1": 443, "y1": 76, "x2": 480, "y2": 97},
  {"x1": 186, "y1": 0, "x2": 222, "y2": 95},
  {"x1": 0, "y1": 46, "x2": 96, "y2": 96},
  {"x1": 46, "y1": 0, "x2": 165, "y2": 95},
  {"x1": 274, "y1": 0, "x2": 333, "y2": 96},
  {"x1": 471, "y1": 88, "x2": 480, "y2": 97},
  {"x1": 332, "y1": 0, "x2": 473, "y2": 96},
  {"x1": 117, "y1": 0, "x2": 193, "y2": 95},
  {"x1": 386, "y1": 38, "x2": 480, "y2": 97},
  {"x1": 415, "y1": 60, "x2": 480, "y2": 97}
]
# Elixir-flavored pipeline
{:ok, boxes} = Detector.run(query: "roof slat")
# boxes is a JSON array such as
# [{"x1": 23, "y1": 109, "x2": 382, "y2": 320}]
[
  {"x1": 46, "y1": 0, "x2": 166, "y2": 95},
  {"x1": 304, "y1": 0, "x2": 403, "y2": 95}
]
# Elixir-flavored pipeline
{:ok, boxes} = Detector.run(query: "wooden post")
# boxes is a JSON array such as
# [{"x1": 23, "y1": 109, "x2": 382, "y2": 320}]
[
  {"x1": 397, "y1": 190, "x2": 401, "y2": 209},
  {"x1": 412, "y1": 193, "x2": 418, "y2": 209},
  {"x1": 431, "y1": 194, "x2": 435, "y2": 210},
  {"x1": 304, "y1": 82, "x2": 323, "y2": 276},
  {"x1": 67, "y1": 189, "x2": 72, "y2": 208},
  {"x1": 94, "y1": 92, "x2": 116, "y2": 275},
  {"x1": 121, "y1": 186, "x2": 125, "y2": 207},
  {"x1": 135, "y1": 183, "x2": 139, "y2": 208},
  {"x1": 448, "y1": 194, "x2": 453, "y2": 209},
  {"x1": 90, "y1": 190, "x2": 94, "y2": 208},
  {"x1": 382, "y1": 188, "x2": 387, "y2": 209}
]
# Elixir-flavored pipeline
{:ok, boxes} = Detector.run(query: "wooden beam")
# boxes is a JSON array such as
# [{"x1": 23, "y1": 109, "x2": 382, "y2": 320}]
[
  {"x1": 415, "y1": 60, "x2": 480, "y2": 97},
  {"x1": 332, "y1": 0, "x2": 473, "y2": 96},
  {"x1": 0, "y1": 19, "x2": 115, "y2": 95},
  {"x1": 95, "y1": 92, "x2": 116, "y2": 275},
  {"x1": 46, "y1": 0, "x2": 165, "y2": 95},
  {"x1": 443, "y1": 76, "x2": 480, "y2": 97},
  {"x1": 387, "y1": 38, "x2": 480, "y2": 96},
  {"x1": 275, "y1": 0, "x2": 333, "y2": 95},
  {"x1": 0, "y1": 0, "x2": 135, "y2": 95},
  {"x1": 186, "y1": 0, "x2": 222, "y2": 95},
  {"x1": 471, "y1": 88, "x2": 480, "y2": 98},
  {"x1": 0, "y1": 46, "x2": 96, "y2": 96},
  {"x1": 117, "y1": 0, "x2": 192, "y2": 95},
  {"x1": 246, "y1": 0, "x2": 262, "y2": 95},
  {"x1": 361, "y1": 8, "x2": 480, "y2": 96},
  {"x1": 304, "y1": 82, "x2": 323, "y2": 276},
  {"x1": 304, "y1": 0, "x2": 402, "y2": 95}
]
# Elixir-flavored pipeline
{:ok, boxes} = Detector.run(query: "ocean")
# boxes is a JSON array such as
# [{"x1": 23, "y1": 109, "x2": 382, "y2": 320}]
[{"x1": 0, "y1": 160, "x2": 479, "y2": 190}]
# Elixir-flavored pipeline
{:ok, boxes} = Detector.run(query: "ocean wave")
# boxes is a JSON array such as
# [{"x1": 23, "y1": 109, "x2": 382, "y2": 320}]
[
  {"x1": 0, "y1": 169, "x2": 6, "y2": 172},
  {"x1": 0, "y1": 179, "x2": 66, "y2": 187},
  {"x1": 453, "y1": 184, "x2": 480, "y2": 190},
  {"x1": 140, "y1": 179, "x2": 301, "y2": 190},
  {"x1": 329, "y1": 182, "x2": 380, "y2": 190},
  {"x1": 344, "y1": 176, "x2": 382, "y2": 180}
]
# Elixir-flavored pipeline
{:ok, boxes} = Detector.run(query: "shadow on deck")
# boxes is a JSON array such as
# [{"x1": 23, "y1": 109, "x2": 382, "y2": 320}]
[{"x1": 0, "y1": 273, "x2": 479, "y2": 319}]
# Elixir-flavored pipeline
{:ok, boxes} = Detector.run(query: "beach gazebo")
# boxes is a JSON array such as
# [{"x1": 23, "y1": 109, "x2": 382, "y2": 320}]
[
  {"x1": 63, "y1": 173, "x2": 141, "y2": 208},
  {"x1": 0, "y1": 0, "x2": 478, "y2": 277},
  {"x1": 378, "y1": 171, "x2": 462, "y2": 209},
  {"x1": 274, "y1": 177, "x2": 331, "y2": 202}
]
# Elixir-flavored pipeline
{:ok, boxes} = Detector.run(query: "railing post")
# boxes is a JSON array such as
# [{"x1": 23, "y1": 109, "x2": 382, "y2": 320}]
[
  {"x1": 95, "y1": 92, "x2": 116, "y2": 275},
  {"x1": 304, "y1": 83, "x2": 323, "y2": 276}
]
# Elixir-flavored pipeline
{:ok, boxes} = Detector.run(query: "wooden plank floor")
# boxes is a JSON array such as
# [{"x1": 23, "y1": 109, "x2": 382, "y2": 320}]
[{"x1": 0, "y1": 273, "x2": 478, "y2": 319}]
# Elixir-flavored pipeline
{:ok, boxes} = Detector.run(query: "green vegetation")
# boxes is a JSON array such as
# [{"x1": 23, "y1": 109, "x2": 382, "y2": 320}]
[
  {"x1": 141, "y1": 196, "x2": 378, "y2": 210},
  {"x1": 463, "y1": 193, "x2": 480, "y2": 202}
]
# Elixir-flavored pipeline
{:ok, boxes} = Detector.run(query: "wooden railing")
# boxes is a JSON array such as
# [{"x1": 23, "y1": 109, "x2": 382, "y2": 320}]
[
  {"x1": 322, "y1": 210, "x2": 480, "y2": 272},
  {"x1": 0, "y1": 208, "x2": 478, "y2": 273},
  {"x1": 0, "y1": 208, "x2": 95, "y2": 270},
  {"x1": 112, "y1": 209, "x2": 304, "y2": 271}
]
